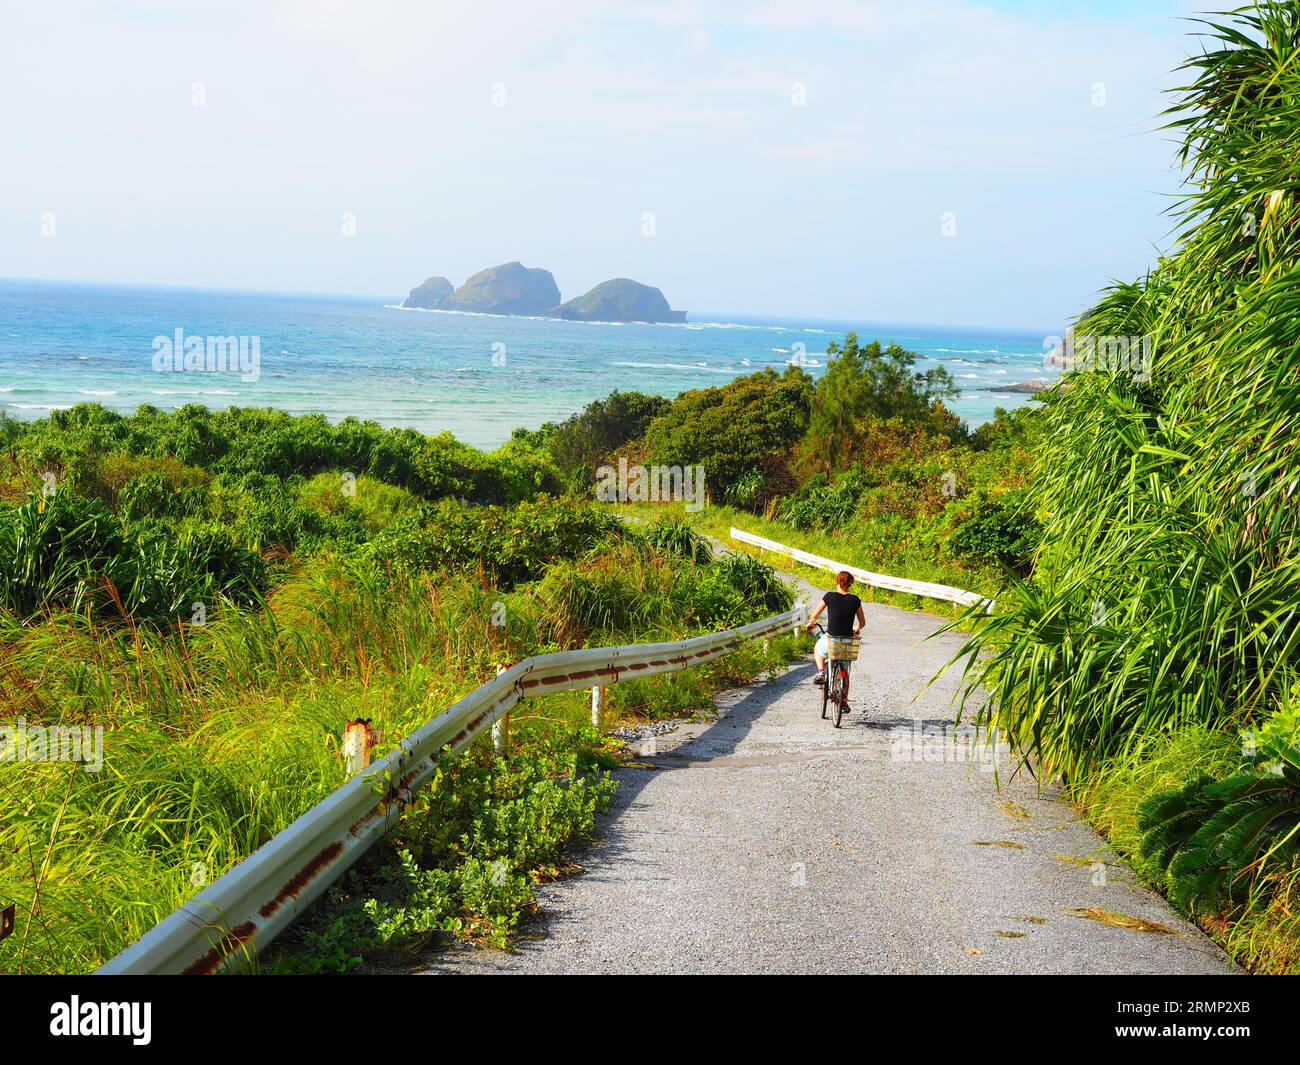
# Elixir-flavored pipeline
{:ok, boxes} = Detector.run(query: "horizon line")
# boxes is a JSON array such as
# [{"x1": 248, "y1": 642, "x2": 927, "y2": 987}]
[{"x1": 0, "y1": 274, "x2": 1059, "y2": 339}]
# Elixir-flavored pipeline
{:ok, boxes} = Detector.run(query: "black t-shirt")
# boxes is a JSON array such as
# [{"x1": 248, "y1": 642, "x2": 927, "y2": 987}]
[{"x1": 822, "y1": 591, "x2": 862, "y2": 637}]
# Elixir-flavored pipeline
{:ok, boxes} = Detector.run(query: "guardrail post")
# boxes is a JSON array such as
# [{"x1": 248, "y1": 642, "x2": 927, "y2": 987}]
[
  {"x1": 591, "y1": 684, "x2": 606, "y2": 729},
  {"x1": 492, "y1": 665, "x2": 510, "y2": 754},
  {"x1": 342, "y1": 719, "x2": 375, "y2": 776}
]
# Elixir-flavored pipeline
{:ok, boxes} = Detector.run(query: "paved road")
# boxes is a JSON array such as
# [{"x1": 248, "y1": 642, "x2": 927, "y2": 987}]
[{"x1": 425, "y1": 577, "x2": 1234, "y2": 976}]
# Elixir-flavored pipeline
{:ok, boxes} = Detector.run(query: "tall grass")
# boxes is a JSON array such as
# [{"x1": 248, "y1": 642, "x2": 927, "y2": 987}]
[
  {"x1": 950, "y1": 2, "x2": 1300, "y2": 780},
  {"x1": 0, "y1": 538, "x2": 796, "y2": 973},
  {"x1": 940, "y1": 2, "x2": 1300, "y2": 968}
]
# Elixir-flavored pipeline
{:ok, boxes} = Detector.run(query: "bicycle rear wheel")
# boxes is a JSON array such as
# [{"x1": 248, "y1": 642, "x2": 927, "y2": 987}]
[{"x1": 831, "y1": 666, "x2": 845, "y2": 728}]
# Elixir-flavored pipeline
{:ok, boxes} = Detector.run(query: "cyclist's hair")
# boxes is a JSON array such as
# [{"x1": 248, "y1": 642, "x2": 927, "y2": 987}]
[{"x1": 835, "y1": 570, "x2": 854, "y2": 590}]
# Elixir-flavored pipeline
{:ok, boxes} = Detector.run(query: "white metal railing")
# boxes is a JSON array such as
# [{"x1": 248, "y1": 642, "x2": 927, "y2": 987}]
[
  {"x1": 97, "y1": 609, "x2": 799, "y2": 975},
  {"x1": 729, "y1": 528, "x2": 993, "y2": 611}
]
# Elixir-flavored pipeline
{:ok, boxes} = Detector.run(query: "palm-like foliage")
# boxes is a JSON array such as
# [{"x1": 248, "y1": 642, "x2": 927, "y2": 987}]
[
  {"x1": 1138, "y1": 741, "x2": 1300, "y2": 911},
  {"x1": 641, "y1": 516, "x2": 715, "y2": 565},
  {"x1": 0, "y1": 492, "x2": 267, "y2": 624},
  {"x1": 948, "y1": 4, "x2": 1300, "y2": 784}
]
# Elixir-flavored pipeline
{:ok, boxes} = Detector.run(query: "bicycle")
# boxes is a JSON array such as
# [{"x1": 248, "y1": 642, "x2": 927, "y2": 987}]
[{"x1": 812, "y1": 622, "x2": 860, "y2": 729}]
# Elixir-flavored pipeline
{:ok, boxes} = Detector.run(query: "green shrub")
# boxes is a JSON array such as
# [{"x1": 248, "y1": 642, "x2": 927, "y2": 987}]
[
  {"x1": 947, "y1": 491, "x2": 1039, "y2": 576},
  {"x1": 777, "y1": 467, "x2": 875, "y2": 530},
  {"x1": 1139, "y1": 687, "x2": 1300, "y2": 912},
  {"x1": 711, "y1": 552, "x2": 792, "y2": 616},
  {"x1": 365, "y1": 496, "x2": 624, "y2": 588},
  {"x1": 0, "y1": 490, "x2": 268, "y2": 624},
  {"x1": 119, "y1": 472, "x2": 210, "y2": 522},
  {"x1": 0, "y1": 492, "x2": 125, "y2": 616},
  {"x1": 642, "y1": 516, "x2": 713, "y2": 565},
  {"x1": 643, "y1": 367, "x2": 813, "y2": 499},
  {"x1": 547, "y1": 391, "x2": 669, "y2": 480}
]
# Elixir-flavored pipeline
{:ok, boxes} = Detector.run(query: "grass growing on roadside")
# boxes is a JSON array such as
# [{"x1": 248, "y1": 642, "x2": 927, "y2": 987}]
[
  {"x1": 0, "y1": 523, "x2": 798, "y2": 974},
  {"x1": 614, "y1": 501, "x2": 991, "y2": 622},
  {"x1": 265, "y1": 630, "x2": 802, "y2": 973},
  {"x1": 1071, "y1": 728, "x2": 1300, "y2": 975}
]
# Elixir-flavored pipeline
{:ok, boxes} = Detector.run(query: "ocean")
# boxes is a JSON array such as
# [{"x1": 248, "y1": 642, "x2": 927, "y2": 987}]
[{"x1": 0, "y1": 279, "x2": 1057, "y2": 450}]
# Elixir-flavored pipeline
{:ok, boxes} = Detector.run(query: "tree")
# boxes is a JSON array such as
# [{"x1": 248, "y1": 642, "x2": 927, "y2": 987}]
[
  {"x1": 802, "y1": 334, "x2": 961, "y2": 475},
  {"x1": 548, "y1": 391, "x2": 670, "y2": 479},
  {"x1": 643, "y1": 366, "x2": 813, "y2": 500}
]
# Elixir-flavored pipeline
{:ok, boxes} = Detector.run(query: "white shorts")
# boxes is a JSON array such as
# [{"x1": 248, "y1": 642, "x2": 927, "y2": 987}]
[{"x1": 815, "y1": 633, "x2": 828, "y2": 659}]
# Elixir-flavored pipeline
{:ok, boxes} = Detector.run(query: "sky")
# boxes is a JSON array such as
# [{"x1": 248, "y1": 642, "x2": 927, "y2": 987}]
[{"x1": 0, "y1": 0, "x2": 1208, "y2": 329}]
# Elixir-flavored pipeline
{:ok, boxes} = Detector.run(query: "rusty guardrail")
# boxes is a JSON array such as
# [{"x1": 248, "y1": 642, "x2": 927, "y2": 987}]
[
  {"x1": 729, "y1": 527, "x2": 994, "y2": 611},
  {"x1": 97, "y1": 608, "x2": 800, "y2": 974}
]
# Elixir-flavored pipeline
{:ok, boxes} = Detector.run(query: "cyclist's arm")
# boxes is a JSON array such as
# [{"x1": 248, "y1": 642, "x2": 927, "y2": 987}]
[
  {"x1": 854, "y1": 604, "x2": 865, "y2": 636},
  {"x1": 805, "y1": 599, "x2": 826, "y2": 631}
]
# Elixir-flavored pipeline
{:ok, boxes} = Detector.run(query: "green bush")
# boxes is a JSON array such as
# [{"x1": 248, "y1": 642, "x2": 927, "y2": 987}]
[
  {"x1": 8, "y1": 403, "x2": 560, "y2": 509},
  {"x1": 642, "y1": 516, "x2": 713, "y2": 565},
  {"x1": 0, "y1": 492, "x2": 126, "y2": 616},
  {"x1": 547, "y1": 391, "x2": 670, "y2": 480},
  {"x1": 777, "y1": 467, "x2": 874, "y2": 531},
  {"x1": 0, "y1": 490, "x2": 267, "y2": 624},
  {"x1": 271, "y1": 740, "x2": 617, "y2": 970},
  {"x1": 711, "y1": 552, "x2": 792, "y2": 616},
  {"x1": 947, "y1": 491, "x2": 1039, "y2": 576},
  {"x1": 365, "y1": 496, "x2": 624, "y2": 588},
  {"x1": 1139, "y1": 687, "x2": 1300, "y2": 912},
  {"x1": 643, "y1": 367, "x2": 813, "y2": 499},
  {"x1": 801, "y1": 334, "x2": 963, "y2": 476}
]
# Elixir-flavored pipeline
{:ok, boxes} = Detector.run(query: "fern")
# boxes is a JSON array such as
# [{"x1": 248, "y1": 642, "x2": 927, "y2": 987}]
[{"x1": 1139, "y1": 742, "x2": 1300, "y2": 911}]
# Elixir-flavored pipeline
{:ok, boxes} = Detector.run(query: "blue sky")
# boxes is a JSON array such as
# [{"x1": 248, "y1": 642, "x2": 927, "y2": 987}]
[{"x1": 0, "y1": 0, "x2": 1206, "y2": 328}]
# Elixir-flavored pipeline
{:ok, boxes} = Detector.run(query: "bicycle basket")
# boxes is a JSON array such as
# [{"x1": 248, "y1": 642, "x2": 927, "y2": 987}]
[{"x1": 827, "y1": 636, "x2": 861, "y2": 662}]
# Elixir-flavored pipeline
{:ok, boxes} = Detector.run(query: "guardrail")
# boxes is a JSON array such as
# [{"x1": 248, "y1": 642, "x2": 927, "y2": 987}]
[
  {"x1": 97, "y1": 608, "x2": 800, "y2": 975},
  {"x1": 729, "y1": 528, "x2": 993, "y2": 611}
]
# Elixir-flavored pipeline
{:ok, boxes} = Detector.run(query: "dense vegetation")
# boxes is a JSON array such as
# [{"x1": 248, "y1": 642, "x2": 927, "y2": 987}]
[
  {"x1": 0, "y1": 404, "x2": 795, "y2": 974},
  {"x1": 0, "y1": 324, "x2": 1028, "y2": 973},
  {"x1": 944, "y1": 3, "x2": 1300, "y2": 973},
  {"x1": 6, "y1": 4, "x2": 1296, "y2": 977},
  {"x1": 535, "y1": 338, "x2": 1038, "y2": 598}
]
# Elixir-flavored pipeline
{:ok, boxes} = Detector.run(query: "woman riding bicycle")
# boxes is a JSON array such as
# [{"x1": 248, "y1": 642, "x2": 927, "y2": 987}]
[{"x1": 804, "y1": 570, "x2": 865, "y2": 702}]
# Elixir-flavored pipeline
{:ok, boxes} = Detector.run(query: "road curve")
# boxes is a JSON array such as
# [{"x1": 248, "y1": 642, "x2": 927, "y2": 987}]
[{"x1": 424, "y1": 579, "x2": 1235, "y2": 976}]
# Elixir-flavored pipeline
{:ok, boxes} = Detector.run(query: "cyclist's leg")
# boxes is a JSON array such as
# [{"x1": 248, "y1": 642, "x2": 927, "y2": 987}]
[
  {"x1": 840, "y1": 667, "x2": 851, "y2": 709},
  {"x1": 812, "y1": 633, "x2": 828, "y2": 682}
]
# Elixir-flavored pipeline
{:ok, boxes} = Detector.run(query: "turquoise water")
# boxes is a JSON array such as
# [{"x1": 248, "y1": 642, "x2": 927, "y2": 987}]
[{"x1": 0, "y1": 280, "x2": 1057, "y2": 450}]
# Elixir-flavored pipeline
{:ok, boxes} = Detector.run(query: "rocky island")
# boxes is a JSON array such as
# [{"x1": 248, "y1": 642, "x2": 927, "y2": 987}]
[
  {"x1": 988, "y1": 379, "x2": 1052, "y2": 394},
  {"x1": 551, "y1": 278, "x2": 686, "y2": 323},
  {"x1": 401, "y1": 276, "x2": 454, "y2": 309},
  {"x1": 401, "y1": 262, "x2": 686, "y2": 322},
  {"x1": 403, "y1": 262, "x2": 560, "y2": 316}
]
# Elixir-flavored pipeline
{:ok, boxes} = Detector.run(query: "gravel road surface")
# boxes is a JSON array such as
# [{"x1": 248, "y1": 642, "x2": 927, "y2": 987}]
[{"x1": 424, "y1": 572, "x2": 1234, "y2": 976}]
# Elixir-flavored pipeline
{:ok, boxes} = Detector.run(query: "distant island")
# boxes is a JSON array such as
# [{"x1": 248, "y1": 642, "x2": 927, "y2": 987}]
[
  {"x1": 551, "y1": 278, "x2": 686, "y2": 323},
  {"x1": 401, "y1": 261, "x2": 687, "y2": 323}
]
